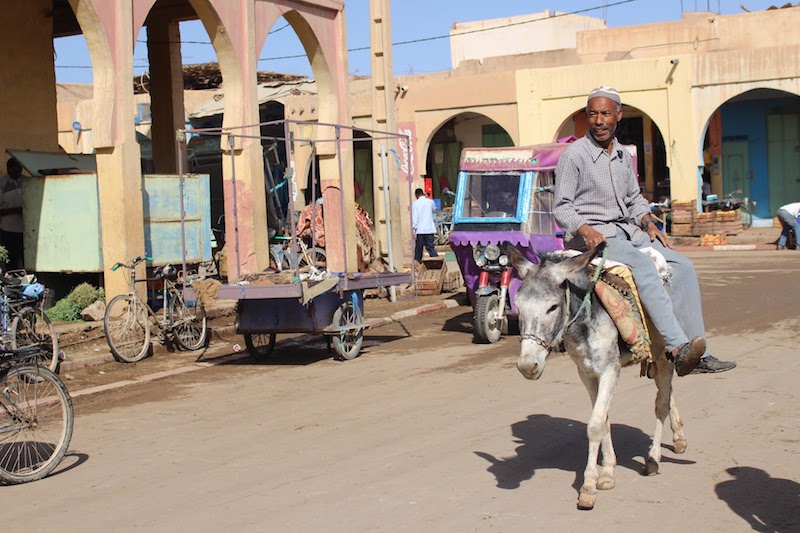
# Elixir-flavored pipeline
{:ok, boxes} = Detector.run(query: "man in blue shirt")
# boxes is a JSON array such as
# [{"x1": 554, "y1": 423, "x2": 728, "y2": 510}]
[{"x1": 412, "y1": 188, "x2": 438, "y2": 265}]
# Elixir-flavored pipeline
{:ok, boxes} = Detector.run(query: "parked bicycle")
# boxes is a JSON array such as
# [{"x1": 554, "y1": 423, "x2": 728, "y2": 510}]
[
  {"x1": 434, "y1": 208, "x2": 453, "y2": 246},
  {"x1": 103, "y1": 256, "x2": 208, "y2": 363},
  {"x1": 703, "y1": 189, "x2": 756, "y2": 230},
  {"x1": 268, "y1": 234, "x2": 328, "y2": 280},
  {"x1": 0, "y1": 273, "x2": 60, "y2": 373},
  {"x1": 0, "y1": 345, "x2": 73, "y2": 484}
]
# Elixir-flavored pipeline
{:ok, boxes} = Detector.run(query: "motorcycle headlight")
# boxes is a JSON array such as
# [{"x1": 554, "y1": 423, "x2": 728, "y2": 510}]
[
  {"x1": 498, "y1": 255, "x2": 509, "y2": 266},
  {"x1": 484, "y1": 244, "x2": 501, "y2": 261},
  {"x1": 473, "y1": 247, "x2": 488, "y2": 267}
]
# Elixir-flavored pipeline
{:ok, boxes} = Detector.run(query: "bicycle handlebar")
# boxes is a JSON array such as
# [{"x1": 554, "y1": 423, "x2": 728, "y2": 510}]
[{"x1": 111, "y1": 255, "x2": 153, "y2": 271}]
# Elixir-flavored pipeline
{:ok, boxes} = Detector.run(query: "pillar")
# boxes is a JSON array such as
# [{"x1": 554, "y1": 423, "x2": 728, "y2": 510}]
[
  {"x1": 147, "y1": 16, "x2": 186, "y2": 174},
  {"x1": 369, "y1": 0, "x2": 404, "y2": 271}
]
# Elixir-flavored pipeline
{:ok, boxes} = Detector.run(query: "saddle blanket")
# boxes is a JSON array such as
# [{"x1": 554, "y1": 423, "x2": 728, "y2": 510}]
[{"x1": 554, "y1": 248, "x2": 671, "y2": 365}]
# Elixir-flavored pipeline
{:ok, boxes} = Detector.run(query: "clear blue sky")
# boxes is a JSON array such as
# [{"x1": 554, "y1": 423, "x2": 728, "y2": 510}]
[{"x1": 54, "y1": 0, "x2": 782, "y2": 84}]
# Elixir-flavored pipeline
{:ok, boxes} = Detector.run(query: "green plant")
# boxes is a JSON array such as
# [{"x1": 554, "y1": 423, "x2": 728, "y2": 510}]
[
  {"x1": 45, "y1": 283, "x2": 105, "y2": 322},
  {"x1": 0, "y1": 245, "x2": 8, "y2": 264}
]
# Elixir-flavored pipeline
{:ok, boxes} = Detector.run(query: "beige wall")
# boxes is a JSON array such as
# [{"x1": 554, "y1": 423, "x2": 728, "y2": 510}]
[
  {"x1": 0, "y1": 0, "x2": 59, "y2": 161},
  {"x1": 515, "y1": 56, "x2": 699, "y2": 200},
  {"x1": 451, "y1": 10, "x2": 605, "y2": 69}
]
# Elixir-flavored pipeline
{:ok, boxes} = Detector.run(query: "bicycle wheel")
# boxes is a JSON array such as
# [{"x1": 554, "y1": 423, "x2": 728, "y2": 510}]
[
  {"x1": 244, "y1": 333, "x2": 276, "y2": 359},
  {"x1": 170, "y1": 294, "x2": 208, "y2": 351},
  {"x1": 11, "y1": 306, "x2": 60, "y2": 373},
  {"x1": 104, "y1": 295, "x2": 151, "y2": 363},
  {"x1": 298, "y1": 247, "x2": 327, "y2": 271},
  {"x1": 0, "y1": 365, "x2": 74, "y2": 484},
  {"x1": 740, "y1": 205, "x2": 753, "y2": 230}
]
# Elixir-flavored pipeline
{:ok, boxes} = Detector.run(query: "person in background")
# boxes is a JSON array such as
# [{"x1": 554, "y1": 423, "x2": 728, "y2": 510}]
[
  {"x1": 553, "y1": 86, "x2": 736, "y2": 375},
  {"x1": 776, "y1": 202, "x2": 800, "y2": 250},
  {"x1": 0, "y1": 158, "x2": 24, "y2": 271},
  {"x1": 411, "y1": 187, "x2": 438, "y2": 266}
]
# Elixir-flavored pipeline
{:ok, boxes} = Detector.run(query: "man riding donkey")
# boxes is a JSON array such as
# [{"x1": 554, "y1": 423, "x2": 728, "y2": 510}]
[{"x1": 552, "y1": 86, "x2": 735, "y2": 375}]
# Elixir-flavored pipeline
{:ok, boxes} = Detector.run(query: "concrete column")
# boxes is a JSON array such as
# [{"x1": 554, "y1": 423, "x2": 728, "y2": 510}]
[
  {"x1": 220, "y1": 0, "x2": 269, "y2": 279},
  {"x1": 90, "y1": 2, "x2": 146, "y2": 300},
  {"x1": 369, "y1": 0, "x2": 404, "y2": 271},
  {"x1": 642, "y1": 115, "x2": 655, "y2": 197},
  {"x1": 0, "y1": 0, "x2": 59, "y2": 159},
  {"x1": 147, "y1": 17, "x2": 186, "y2": 174}
]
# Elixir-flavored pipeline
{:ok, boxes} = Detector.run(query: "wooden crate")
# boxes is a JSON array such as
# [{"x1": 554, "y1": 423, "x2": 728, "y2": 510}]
[
  {"x1": 416, "y1": 257, "x2": 447, "y2": 295},
  {"x1": 670, "y1": 223, "x2": 693, "y2": 236}
]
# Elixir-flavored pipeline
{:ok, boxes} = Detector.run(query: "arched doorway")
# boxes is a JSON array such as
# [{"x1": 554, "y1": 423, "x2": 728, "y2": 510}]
[
  {"x1": 557, "y1": 106, "x2": 669, "y2": 202},
  {"x1": 425, "y1": 113, "x2": 513, "y2": 208},
  {"x1": 701, "y1": 88, "x2": 800, "y2": 223}
]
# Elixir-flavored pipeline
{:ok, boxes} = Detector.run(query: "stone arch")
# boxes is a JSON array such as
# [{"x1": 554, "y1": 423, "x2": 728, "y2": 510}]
[
  {"x1": 555, "y1": 104, "x2": 670, "y2": 202},
  {"x1": 67, "y1": 0, "x2": 116, "y2": 147},
  {"x1": 420, "y1": 111, "x2": 515, "y2": 206},
  {"x1": 418, "y1": 109, "x2": 518, "y2": 184},
  {"x1": 698, "y1": 87, "x2": 800, "y2": 220}
]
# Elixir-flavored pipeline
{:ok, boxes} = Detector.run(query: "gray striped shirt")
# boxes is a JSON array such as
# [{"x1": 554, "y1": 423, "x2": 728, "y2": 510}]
[{"x1": 554, "y1": 132, "x2": 650, "y2": 247}]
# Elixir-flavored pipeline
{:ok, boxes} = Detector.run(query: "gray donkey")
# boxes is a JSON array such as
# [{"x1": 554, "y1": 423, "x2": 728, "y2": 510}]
[{"x1": 506, "y1": 242, "x2": 687, "y2": 510}]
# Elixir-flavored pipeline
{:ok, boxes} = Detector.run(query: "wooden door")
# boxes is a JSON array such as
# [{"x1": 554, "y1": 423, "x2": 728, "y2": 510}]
[
  {"x1": 721, "y1": 140, "x2": 750, "y2": 199},
  {"x1": 767, "y1": 113, "x2": 800, "y2": 216}
]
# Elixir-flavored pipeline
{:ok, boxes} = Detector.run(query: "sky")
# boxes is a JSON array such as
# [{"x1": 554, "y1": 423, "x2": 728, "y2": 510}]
[{"x1": 53, "y1": 0, "x2": 784, "y2": 84}]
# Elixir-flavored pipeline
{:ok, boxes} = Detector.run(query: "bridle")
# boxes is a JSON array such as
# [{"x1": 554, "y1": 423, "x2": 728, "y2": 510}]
[
  {"x1": 519, "y1": 283, "x2": 573, "y2": 352},
  {"x1": 518, "y1": 249, "x2": 607, "y2": 353}
]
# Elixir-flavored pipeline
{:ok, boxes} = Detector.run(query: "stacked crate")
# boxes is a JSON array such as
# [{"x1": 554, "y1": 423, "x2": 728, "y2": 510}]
[
  {"x1": 668, "y1": 200, "x2": 743, "y2": 237},
  {"x1": 669, "y1": 200, "x2": 696, "y2": 237}
]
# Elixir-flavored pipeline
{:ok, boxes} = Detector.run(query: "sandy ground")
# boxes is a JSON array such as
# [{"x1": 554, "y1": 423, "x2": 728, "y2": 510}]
[{"x1": 2, "y1": 250, "x2": 799, "y2": 532}]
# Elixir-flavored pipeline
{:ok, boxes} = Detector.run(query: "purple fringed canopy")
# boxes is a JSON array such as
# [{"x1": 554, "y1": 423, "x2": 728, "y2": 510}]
[{"x1": 458, "y1": 143, "x2": 571, "y2": 173}]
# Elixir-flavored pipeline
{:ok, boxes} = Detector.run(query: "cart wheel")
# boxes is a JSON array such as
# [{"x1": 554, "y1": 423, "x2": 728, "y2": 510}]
[
  {"x1": 244, "y1": 333, "x2": 276, "y2": 360},
  {"x1": 332, "y1": 302, "x2": 363, "y2": 361},
  {"x1": 474, "y1": 293, "x2": 503, "y2": 344}
]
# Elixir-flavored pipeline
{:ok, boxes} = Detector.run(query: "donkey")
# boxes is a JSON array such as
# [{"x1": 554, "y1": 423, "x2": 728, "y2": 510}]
[{"x1": 506, "y1": 242, "x2": 687, "y2": 510}]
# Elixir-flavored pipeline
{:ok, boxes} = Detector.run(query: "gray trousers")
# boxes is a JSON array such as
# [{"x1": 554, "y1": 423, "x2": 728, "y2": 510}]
[{"x1": 603, "y1": 228, "x2": 707, "y2": 355}]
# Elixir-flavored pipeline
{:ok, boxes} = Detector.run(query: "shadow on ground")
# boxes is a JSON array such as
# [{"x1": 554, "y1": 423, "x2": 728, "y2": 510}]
[{"x1": 475, "y1": 414, "x2": 696, "y2": 494}]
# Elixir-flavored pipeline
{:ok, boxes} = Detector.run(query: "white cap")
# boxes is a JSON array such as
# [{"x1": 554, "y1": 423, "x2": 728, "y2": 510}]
[{"x1": 588, "y1": 86, "x2": 621, "y2": 105}]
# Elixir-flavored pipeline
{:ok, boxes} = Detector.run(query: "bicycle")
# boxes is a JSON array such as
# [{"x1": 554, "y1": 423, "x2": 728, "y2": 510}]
[
  {"x1": 434, "y1": 208, "x2": 453, "y2": 246},
  {"x1": 268, "y1": 235, "x2": 327, "y2": 280},
  {"x1": 0, "y1": 274, "x2": 60, "y2": 373},
  {"x1": 103, "y1": 256, "x2": 208, "y2": 363},
  {"x1": 0, "y1": 345, "x2": 73, "y2": 484}
]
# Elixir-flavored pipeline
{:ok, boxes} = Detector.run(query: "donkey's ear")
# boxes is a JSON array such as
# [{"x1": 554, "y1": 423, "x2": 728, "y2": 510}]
[
  {"x1": 505, "y1": 243, "x2": 538, "y2": 279},
  {"x1": 551, "y1": 242, "x2": 605, "y2": 284}
]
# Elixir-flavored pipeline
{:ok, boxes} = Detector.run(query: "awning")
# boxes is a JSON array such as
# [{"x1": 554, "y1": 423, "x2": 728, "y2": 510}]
[{"x1": 6, "y1": 149, "x2": 97, "y2": 176}]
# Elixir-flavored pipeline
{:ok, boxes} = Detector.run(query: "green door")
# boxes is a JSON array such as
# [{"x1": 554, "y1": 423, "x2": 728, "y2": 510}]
[
  {"x1": 721, "y1": 140, "x2": 750, "y2": 199},
  {"x1": 767, "y1": 113, "x2": 800, "y2": 216}
]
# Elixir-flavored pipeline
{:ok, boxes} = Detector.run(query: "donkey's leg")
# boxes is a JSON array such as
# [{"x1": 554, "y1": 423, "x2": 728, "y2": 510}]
[
  {"x1": 646, "y1": 352, "x2": 682, "y2": 475},
  {"x1": 668, "y1": 389, "x2": 687, "y2": 454},
  {"x1": 576, "y1": 368, "x2": 619, "y2": 510}
]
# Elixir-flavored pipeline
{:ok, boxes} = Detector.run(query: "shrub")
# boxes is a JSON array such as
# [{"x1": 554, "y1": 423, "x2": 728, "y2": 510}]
[{"x1": 45, "y1": 283, "x2": 105, "y2": 322}]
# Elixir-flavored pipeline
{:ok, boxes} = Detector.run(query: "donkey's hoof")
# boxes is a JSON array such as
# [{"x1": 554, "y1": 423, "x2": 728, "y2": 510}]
[
  {"x1": 597, "y1": 476, "x2": 615, "y2": 490},
  {"x1": 577, "y1": 492, "x2": 596, "y2": 510},
  {"x1": 673, "y1": 439, "x2": 688, "y2": 454},
  {"x1": 644, "y1": 457, "x2": 660, "y2": 476}
]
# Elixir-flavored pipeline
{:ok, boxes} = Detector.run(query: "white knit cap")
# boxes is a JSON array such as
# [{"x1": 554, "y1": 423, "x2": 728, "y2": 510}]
[{"x1": 587, "y1": 86, "x2": 621, "y2": 105}]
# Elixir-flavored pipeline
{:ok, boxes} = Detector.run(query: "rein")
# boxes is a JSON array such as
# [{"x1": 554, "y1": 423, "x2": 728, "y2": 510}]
[{"x1": 519, "y1": 247, "x2": 608, "y2": 352}]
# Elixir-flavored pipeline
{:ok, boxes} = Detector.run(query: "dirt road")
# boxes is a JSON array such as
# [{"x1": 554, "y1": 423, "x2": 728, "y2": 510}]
[{"x1": 3, "y1": 251, "x2": 799, "y2": 532}]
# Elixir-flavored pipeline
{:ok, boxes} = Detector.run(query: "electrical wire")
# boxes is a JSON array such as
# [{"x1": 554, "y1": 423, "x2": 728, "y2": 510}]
[{"x1": 55, "y1": 0, "x2": 637, "y2": 70}]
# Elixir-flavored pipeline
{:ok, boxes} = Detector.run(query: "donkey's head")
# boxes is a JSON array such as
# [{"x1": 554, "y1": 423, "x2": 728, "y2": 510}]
[{"x1": 506, "y1": 243, "x2": 604, "y2": 380}]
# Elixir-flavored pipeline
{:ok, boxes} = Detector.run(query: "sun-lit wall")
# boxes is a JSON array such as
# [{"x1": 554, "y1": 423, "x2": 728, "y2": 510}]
[{"x1": 0, "y1": 0, "x2": 59, "y2": 162}]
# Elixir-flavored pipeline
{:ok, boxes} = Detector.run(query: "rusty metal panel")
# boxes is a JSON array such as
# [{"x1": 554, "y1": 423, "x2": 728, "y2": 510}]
[{"x1": 143, "y1": 174, "x2": 212, "y2": 266}]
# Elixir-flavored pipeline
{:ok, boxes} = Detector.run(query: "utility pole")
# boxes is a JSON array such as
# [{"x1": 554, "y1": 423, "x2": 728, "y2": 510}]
[{"x1": 370, "y1": 0, "x2": 405, "y2": 272}]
